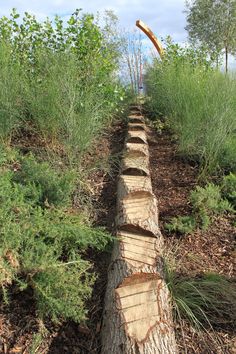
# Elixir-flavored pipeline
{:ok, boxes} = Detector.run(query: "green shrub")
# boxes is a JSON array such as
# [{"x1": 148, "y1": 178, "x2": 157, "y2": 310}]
[
  {"x1": 165, "y1": 216, "x2": 196, "y2": 234},
  {"x1": 221, "y1": 173, "x2": 236, "y2": 209},
  {"x1": 190, "y1": 183, "x2": 233, "y2": 229},
  {"x1": 0, "y1": 165, "x2": 112, "y2": 323},
  {"x1": 0, "y1": 42, "x2": 23, "y2": 142},
  {"x1": 0, "y1": 10, "x2": 125, "y2": 160},
  {"x1": 13, "y1": 154, "x2": 76, "y2": 207},
  {"x1": 165, "y1": 183, "x2": 233, "y2": 234}
]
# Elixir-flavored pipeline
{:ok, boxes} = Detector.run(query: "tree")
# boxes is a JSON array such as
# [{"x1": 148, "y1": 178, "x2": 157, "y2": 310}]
[
  {"x1": 185, "y1": 0, "x2": 236, "y2": 72},
  {"x1": 120, "y1": 29, "x2": 143, "y2": 95}
]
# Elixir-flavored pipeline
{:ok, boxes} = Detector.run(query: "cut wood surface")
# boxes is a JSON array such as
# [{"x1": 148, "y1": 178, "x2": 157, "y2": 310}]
[
  {"x1": 116, "y1": 231, "x2": 161, "y2": 268},
  {"x1": 117, "y1": 175, "x2": 153, "y2": 199},
  {"x1": 101, "y1": 108, "x2": 177, "y2": 354},
  {"x1": 126, "y1": 130, "x2": 147, "y2": 144},
  {"x1": 116, "y1": 191, "x2": 160, "y2": 236},
  {"x1": 102, "y1": 271, "x2": 177, "y2": 353},
  {"x1": 128, "y1": 122, "x2": 146, "y2": 131},
  {"x1": 125, "y1": 142, "x2": 149, "y2": 157},
  {"x1": 129, "y1": 117, "x2": 145, "y2": 124},
  {"x1": 121, "y1": 154, "x2": 150, "y2": 176}
]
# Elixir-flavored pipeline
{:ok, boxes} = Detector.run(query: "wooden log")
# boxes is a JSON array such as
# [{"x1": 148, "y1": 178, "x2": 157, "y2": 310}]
[
  {"x1": 126, "y1": 130, "x2": 147, "y2": 144},
  {"x1": 101, "y1": 109, "x2": 178, "y2": 354},
  {"x1": 116, "y1": 230, "x2": 163, "y2": 268},
  {"x1": 116, "y1": 191, "x2": 160, "y2": 236},
  {"x1": 128, "y1": 115, "x2": 145, "y2": 124},
  {"x1": 125, "y1": 143, "x2": 149, "y2": 157},
  {"x1": 128, "y1": 122, "x2": 146, "y2": 131},
  {"x1": 121, "y1": 155, "x2": 150, "y2": 176},
  {"x1": 102, "y1": 255, "x2": 178, "y2": 353},
  {"x1": 117, "y1": 175, "x2": 153, "y2": 200}
]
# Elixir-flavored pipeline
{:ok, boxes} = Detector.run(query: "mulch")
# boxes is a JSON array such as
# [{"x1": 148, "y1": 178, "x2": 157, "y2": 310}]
[{"x1": 148, "y1": 126, "x2": 236, "y2": 354}]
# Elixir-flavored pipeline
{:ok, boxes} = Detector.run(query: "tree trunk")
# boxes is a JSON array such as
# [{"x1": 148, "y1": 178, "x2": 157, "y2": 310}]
[
  {"x1": 101, "y1": 110, "x2": 178, "y2": 354},
  {"x1": 225, "y1": 46, "x2": 228, "y2": 73}
]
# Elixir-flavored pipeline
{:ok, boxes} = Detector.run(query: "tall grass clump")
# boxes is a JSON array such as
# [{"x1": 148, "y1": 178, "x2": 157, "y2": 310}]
[
  {"x1": 146, "y1": 39, "x2": 236, "y2": 176},
  {"x1": 164, "y1": 250, "x2": 236, "y2": 330},
  {"x1": 0, "y1": 43, "x2": 24, "y2": 143}
]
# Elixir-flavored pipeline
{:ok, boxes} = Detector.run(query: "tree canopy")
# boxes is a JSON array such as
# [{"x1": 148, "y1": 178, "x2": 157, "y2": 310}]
[{"x1": 185, "y1": 0, "x2": 236, "y2": 71}]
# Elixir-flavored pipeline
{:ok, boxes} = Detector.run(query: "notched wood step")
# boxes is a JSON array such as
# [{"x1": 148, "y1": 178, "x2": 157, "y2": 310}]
[
  {"x1": 125, "y1": 142, "x2": 149, "y2": 157},
  {"x1": 117, "y1": 175, "x2": 153, "y2": 200},
  {"x1": 126, "y1": 130, "x2": 147, "y2": 144},
  {"x1": 116, "y1": 192, "x2": 159, "y2": 236},
  {"x1": 116, "y1": 231, "x2": 160, "y2": 268},
  {"x1": 128, "y1": 122, "x2": 146, "y2": 131},
  {"x1": 115, "y1": 273, "x2": 170, "y2": 343},
  {"x1": 121, "y1": 155, "x2": 149, "y2": 176}
]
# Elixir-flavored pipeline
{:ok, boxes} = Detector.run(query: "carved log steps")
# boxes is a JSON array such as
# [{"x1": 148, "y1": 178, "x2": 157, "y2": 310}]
[{"x1": 101, "y1": 108, "x2": 177, "y2": 353}]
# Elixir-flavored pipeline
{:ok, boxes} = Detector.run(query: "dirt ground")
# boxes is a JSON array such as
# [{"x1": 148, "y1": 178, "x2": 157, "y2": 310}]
[{"x1": 149, "y1": 127, "x2": 236, "y2": 354}]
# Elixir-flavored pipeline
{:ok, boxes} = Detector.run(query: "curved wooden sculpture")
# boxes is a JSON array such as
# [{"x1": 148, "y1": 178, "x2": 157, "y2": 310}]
[
  {"x1": 136, "y1": 20, "x2": 164, "y2": 58},
  {"x1": 101, "y1": 106, "x2": 177, "y2": 353}
]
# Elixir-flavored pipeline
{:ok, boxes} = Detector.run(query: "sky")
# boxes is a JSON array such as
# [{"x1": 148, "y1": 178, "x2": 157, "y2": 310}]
[
  {"x1": 0, "y1": 0, "x2": 187, "y2": 43},
  {"x1": 0, "y1": 0, "x2": 235, "y2": 68}
]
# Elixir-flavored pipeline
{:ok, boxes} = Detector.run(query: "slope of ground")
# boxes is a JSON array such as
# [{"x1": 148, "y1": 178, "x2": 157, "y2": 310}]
[
  {"x1": 0, "y1": 120, "x2": 125, "y2": 354},
  {"x1": 149, "y1": 127, "x2": 236, "y2": 354}
]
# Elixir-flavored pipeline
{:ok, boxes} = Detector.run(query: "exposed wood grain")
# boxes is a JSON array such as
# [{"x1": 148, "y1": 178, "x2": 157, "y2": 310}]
[
  {"x1": 125, "y1": 142, "x2": 149, "y2": 157},
  {"x1": 126, "y1": 130, "x2": 147, "y2": 144}
]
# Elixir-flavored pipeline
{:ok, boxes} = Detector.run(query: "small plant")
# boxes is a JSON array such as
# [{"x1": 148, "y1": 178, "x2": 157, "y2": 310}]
[
  {"x1": 221, "y1": 173, "x2": 236, "y2": 209},
  {"x1": 165, "y1": 183, "x2": 234, "y2": 234},
  {"x1": 165, "y1": 260, "x2": 236, "y2": 329},
  {"x1": 165, "y1": 216, "x2": 196, "y2": 234},
  {"x1": 190, "y1": 183, "x2": 234, "y2": 230}
]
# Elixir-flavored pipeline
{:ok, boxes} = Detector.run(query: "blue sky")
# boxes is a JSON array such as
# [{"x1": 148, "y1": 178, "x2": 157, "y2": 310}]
[
  {"x1": 0, "y1": 0, "x2": 187, "y2": 43},
  {"x1": 0, "y1": 0, "x2": 235, "y2": 68}
]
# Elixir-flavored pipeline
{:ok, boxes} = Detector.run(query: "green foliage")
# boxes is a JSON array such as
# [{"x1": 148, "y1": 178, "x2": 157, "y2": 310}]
[
  {"x1": 0, "y1": 155, "x2": 112, "y2": 323},
  {"x1": 0, "y1": 43, "x2": 23, "y2": 142},
  {"x1": 165, "y1": 216, "x2": 196, "y2": 234},
  {"x1": 190, "y1": 183, "x2": 233, "y2": 229},
  {"x1": 145, "y1": 39, "x2": 236, "y2": 176},
  {"x1": 0, "y1": 9, "x2": 126, "y2": 158},
  {"x1": 13, "y1": 154, "x2": 76, "y2": 207},
  {"x1": 165, "y1": 182, "x2": 233, "y2": 234},
  {"x1": 190, "y1": 183, "x2": 229, "y2": 212},
  {"x1": 166, "y1": 266, "x2": 236, "y2": 329},
  {"x1": 221, "y1": 173, "x2": 236, "y2": 209},
  {"x1": 185, "y1": 0, "x2": 236, "y2": 71}
]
